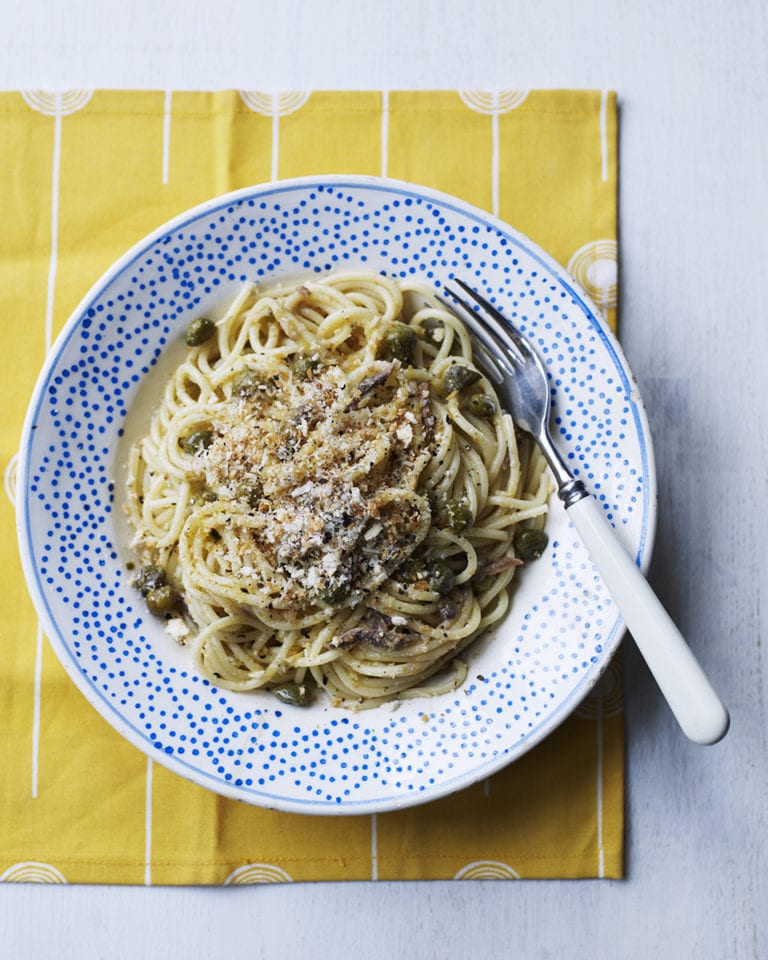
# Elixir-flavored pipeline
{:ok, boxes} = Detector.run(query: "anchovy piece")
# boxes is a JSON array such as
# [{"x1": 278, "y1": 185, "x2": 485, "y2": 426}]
[
  {"x1": 331, "y1": 608, "x2": 408, "y2": 650},
  {"x1": 476, "y1": 556, "x2": 524, "y2": 576},
  {"x1": 437, "y1": 598, "x2": 460, "y2": 622},
  {"x1": 347, "y1": 362, "x2": 397, "y2": 410}
]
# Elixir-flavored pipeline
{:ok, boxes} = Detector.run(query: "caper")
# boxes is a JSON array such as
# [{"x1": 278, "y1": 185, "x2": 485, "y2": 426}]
[
  {"x1": 442, "y1": 365, "x2": 481, "y2": 396},
  {"x1": 145, "y1": 584, "x2": 177, "y2": 616},
  {"x1": 181, "y1": 429, "x2": 213, "y2": 455},
  {"x1": 236, "y1": 479, "x2": 264, "y2": 508},
  {"x1": 379, "y1": 323, "x2": 416, "y2": 363},
  {"x1": 473, "y1": 575, "x2": 495, "y2": 593},
  {"x1": 397, "y1": 557, "x2": 428, "y2": 583},
  {"x1": 427, "y1": 489, "x2": 445, "y2": 518},
  {"x1": 513, "y1": 528, "x2": 549, "y2": 562},
  {"x1": 293, "y1": 354, "x2": 321, "y2": 380},
  {"x1": 467, "y1": 393, "x2": 497, "y2": 418},
  {"x1": 444, "y1": 496, "x2": 473, "y2": 535},
  {"x1": 134, "y1": 564, "x2": 166, "y2": 596},
  {"x1": 231, "y1": 369, "x2": 264, "y2": 397},
  {"x1": 427, "y1": 561, "x2": 455, "y2": 596},
  {"x1": 272, "y1": 681, "x2": 315, "y2": 707},
  {"x1": 423, "y1": 321, "x2": 445, "y2": 344},
  {"x1": 317, "y1": 581, "x2": 352, "y2": 606},
  {"x1": 185, "y1": 316, "x2": 216, "y2": 346},
  {"x1": 428, "y1": 490, "x2": 472, "y2": 534},
  {"x1": 199, "y1": 486, "x2": 218, "y2": 503}
]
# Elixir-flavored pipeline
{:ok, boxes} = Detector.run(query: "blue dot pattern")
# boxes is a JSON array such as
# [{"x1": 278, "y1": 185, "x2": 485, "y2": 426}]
[{"x1": 18, "y1": 177, "x2": 654, "y2": 814}]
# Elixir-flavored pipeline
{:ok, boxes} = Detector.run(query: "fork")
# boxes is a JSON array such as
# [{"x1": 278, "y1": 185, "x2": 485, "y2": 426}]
[{"x1": 445, "y1": 278, "x2": 729, "y2": 745}]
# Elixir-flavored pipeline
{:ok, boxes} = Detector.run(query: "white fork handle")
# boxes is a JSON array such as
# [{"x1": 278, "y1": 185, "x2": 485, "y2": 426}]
[{"x1": 567, "y1": 495, "x2": 729, "y2": 745}]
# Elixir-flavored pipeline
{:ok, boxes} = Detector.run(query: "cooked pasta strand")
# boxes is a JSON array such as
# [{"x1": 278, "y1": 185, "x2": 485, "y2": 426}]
[{"x1": 126, "y1": 272, "x2": 550, "y2": 707}]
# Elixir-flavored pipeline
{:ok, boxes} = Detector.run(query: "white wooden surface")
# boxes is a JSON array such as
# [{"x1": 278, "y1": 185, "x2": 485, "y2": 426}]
[{"x1": 2, "y1": 1, "x2": 766, "y2": 957}]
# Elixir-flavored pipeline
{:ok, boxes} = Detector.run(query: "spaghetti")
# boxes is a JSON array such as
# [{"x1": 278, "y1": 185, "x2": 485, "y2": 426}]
[{"x1": 125, "y1": 271, "x2": 550, "y2": 707}]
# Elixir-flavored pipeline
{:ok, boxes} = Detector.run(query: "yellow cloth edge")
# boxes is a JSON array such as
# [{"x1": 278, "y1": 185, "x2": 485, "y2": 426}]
[{"x1": 0, "y1": 87, "x2": 623, "y2": 883}]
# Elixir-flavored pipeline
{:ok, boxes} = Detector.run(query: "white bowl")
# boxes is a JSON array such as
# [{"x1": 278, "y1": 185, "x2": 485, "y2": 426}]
[{"x1": 16, "y1": 176, "x2": 655, "y2": 814}]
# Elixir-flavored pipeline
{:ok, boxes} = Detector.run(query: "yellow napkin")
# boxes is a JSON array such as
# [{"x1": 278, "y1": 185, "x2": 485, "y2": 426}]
[{"x1": 0, "y1": 89, "x2": 622, "y2": 884}]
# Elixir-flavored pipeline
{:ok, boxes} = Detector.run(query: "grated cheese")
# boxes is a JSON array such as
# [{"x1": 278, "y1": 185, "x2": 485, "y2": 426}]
[{"x1": 197, "y1": 355, "x2": 441, "y2": 607}]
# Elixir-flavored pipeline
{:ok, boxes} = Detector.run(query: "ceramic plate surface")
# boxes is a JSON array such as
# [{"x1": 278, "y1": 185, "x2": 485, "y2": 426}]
[{"x1": 17, "y1": 176, "x2": 655, "y2": 814}]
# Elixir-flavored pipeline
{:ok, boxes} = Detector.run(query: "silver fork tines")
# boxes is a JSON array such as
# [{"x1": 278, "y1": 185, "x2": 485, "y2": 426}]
[
  {"x1": 449, "y1": 278, "x2": 531, "y2": 365},
  {"x1": 444, "y1": 279, "x2": 578, "y2": 497}
]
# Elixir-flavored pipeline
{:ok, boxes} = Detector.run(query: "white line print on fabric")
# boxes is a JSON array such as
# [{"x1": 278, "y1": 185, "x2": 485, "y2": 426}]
[
  {"x1": 20, "y1": 90, "x2": 93, "y2": 800},
  {"x1": 238, "y1": 91, "x2": 311, "y2": 182}
]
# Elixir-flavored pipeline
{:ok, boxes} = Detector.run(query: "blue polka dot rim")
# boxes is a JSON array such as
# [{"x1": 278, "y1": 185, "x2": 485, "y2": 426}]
[{"x1": 16, "y1": 176, "x2": 656, "y2": 815}]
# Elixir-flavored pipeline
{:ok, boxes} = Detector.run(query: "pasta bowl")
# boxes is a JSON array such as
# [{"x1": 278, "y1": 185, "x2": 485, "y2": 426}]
[{"x1": 16, "y1": 175, "x2": 655, "y2": 814}]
